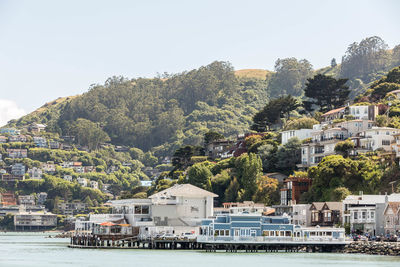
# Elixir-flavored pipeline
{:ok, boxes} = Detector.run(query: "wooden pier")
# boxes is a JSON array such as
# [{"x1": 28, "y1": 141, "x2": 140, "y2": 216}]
[{"x1": 68, "y1": 235, "x2": 347, "y2": 252}]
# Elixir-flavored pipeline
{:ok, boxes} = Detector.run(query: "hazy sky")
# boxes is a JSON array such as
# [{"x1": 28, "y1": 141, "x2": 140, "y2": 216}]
[{"x1": 0, "y1": 0, "x2": 400, "y2": 125}]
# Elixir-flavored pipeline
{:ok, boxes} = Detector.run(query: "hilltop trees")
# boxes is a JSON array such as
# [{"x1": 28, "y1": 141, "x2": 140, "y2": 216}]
[
  {"x1": 340, "y1": 36, "x2": 390, "y2": 82},
  {"x1": 71, "y1": 118, "x2": 110, "y2": 150},
  {"x1": 267, "y1": 58, "x2": 313, "y2": 97},
  {"x1": 303, "y1": 74, "x2": 350, "y2": 113},
  {"x1": 251, "y1": 95, "x2": 300, "y2": 132}
]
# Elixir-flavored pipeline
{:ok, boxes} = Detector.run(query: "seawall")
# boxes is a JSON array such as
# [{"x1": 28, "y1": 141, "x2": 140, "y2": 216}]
[{"x1": 343, "y1": 242, "x2": 400, "y2": 256}]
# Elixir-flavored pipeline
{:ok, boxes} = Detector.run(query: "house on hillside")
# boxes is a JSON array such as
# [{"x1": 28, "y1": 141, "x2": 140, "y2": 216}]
[
  {"x1": 9, "y1": 135, "x2": 27, "y2": 143},
  {"x1": 7, "y1": 149, "x2": 28, "y2": 159},
  {"x1": 29, "y1": 123, "x2": 46, "y2": 133},
  {"x1": 0, "y1": 128, "x2": 20, "y2": 135},
  {"x1": 33, "y1": 136, "x2": 48, "y2": 148},
  {"x1": 27, "y1": 167, "x2": 43, "y2": 179},
  {"x1": 11, "y1": 163, "x2": 25, "y2": 176},
  {"x1": 0, "y1": 136, "x2": 7, "y2": 143},
  {"x1": 206, "y1": 140, "x2": 234, "y2": 159}
]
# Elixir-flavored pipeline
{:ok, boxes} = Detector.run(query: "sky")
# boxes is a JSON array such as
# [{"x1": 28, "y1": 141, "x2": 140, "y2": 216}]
[{"x1": 0, "y1": 0, "x2": 400, "y2": 126}]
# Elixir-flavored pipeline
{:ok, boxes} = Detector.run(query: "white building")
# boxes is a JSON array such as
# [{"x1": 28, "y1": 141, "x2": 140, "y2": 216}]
[
  {"x1": 343, "y1": 193, "x2": 400, "y2": 235},
  {"x1": 89, "y1": 180, "x2": 98, "y2": 190},
  {"x1": 63, "y1": 175, "x2": 73, "y2": 182},
  {"x1": 359, "y1": 127, "x2": 400, "y2": 151},
  {"x1": 14, "y1": 211, "x2": 57, "y2": 230},
  {"x1": 281, "y1": 129, "x2": 314, "y2": 145},
  {"x1": 292, "y1": 204, "x2": 311, "y2": 227},
  {"x1": 77, "y1": 177, "x2": 88, "y2": 187},
  {"x1": 27, "y1": 167, "x2": 43, "y2": 179}
]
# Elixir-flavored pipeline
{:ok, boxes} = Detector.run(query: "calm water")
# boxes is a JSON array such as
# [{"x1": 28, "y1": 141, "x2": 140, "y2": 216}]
[{"x1": 1, "y1": 233, "x2": 400, "y2": 267}]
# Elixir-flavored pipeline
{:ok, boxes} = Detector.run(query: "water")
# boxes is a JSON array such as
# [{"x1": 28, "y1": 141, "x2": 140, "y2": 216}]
[{"x1": 1, "y1": 233, "x2": 400, "y2": 267}]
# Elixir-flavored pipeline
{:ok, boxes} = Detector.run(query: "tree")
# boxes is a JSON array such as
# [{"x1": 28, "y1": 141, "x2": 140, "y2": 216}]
[
  {"x1": 334, "y1": 139, "x2": 355, "y2": 158},
  {"x1": 267, "y1": 58, "x2": 313, "y2": 96},
  {"x1": 253, "y1": 176, "x2": 279, "y2": 204},
  {"x1": 283, "y1": 117, "x2": 319, "y2": 130},
  {"x1": 275, "y1": 137, "x2": 301, "y2": 174},
  {"x1": 304, "y1": 74, "x2": 350, "y2": 113},
  {"x1": 204, "y1": 131, "x2": 225, "y2": 145},
  {"x1": 172, "y1": 145, "x2": 204, "y2": 170},
  {"x1": 72, "y1": 118, "x2": 110, "y2": 150},
  {"x1": 224, "y1": 177, "x2": 240, "y2": 202},
  {"x1": 340, "y1": 36, "x2": 390, "y2": 82},
  {"x1": 331, "y1": 58, "x2": 337, "y2": 68},
  {"x1": 187, "y1": 163, "x2": 213, "y2": 190},
  {"x1": 234, "y1": 153, "x2": 262, "y2": 200},
  {"x1": 251, "y1": 96, "x2": 300, "y2": 132},
  {"x1": 331, "y1": 187, "x2": 351, "y2": 201}
]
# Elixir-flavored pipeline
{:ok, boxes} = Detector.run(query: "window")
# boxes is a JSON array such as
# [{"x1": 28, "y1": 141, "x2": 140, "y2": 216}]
[
  {"x1": 362, "y1": 211, "x2": 366, "y2": 220},
  {"x1": 354, "y1": 211, "x2": 358, "y2": 220},
  {"x1": 382, "y1": 140, "x2": 390, "y2": 146},
  {"x1": 225, "y1": 230, "x2": 229, "y2": 236},
  {"x1": 371, "y1": 211, "x2": 375, "y2": 219}
]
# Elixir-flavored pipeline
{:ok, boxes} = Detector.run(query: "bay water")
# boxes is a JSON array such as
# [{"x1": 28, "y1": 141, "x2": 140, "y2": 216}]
[{"x1": 1, "y1": 233, "x2": 400, "y2": 267}]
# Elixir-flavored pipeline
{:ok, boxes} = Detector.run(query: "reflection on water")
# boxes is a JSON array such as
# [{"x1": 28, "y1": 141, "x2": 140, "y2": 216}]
[{"x1": 1, "y1": 233, "x2": 400, "y2": 267}]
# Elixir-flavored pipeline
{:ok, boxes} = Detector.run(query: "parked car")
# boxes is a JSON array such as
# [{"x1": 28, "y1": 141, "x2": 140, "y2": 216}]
[
  {"x1": 180, "y1": 232, "x2": 196, "y2": 241},
  {"x1": 162, "y1": 233, "x2": 177, "y2": 240}
]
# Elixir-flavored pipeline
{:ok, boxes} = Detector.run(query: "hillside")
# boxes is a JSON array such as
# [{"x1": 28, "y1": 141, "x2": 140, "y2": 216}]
[{"x1": 7, "y1": 36, "x2": 400, "y2": 159}]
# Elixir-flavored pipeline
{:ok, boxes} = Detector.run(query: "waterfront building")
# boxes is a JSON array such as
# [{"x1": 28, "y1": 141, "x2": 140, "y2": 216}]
[
  {"x1": 14, "y1": 211, "x2": 57, "y2": 231},
  {"x1": 292, "y1": 204, "x2": 311, "y2": 227},
  {"x1": 343, "y1": 193, "x2": 400, "y2": 235},
  {"x1": 80, "y1": 184, "x2": 218, "y2": 236},
  {"x1": 383, "y1": 202, "x2": 400, "y2": 235},
  {"x1": 198, "y1": 213, "x2": 345, "y2": 243},
  {"x1": 310, "y1": 202, "x2": 342, "y2": 227}
]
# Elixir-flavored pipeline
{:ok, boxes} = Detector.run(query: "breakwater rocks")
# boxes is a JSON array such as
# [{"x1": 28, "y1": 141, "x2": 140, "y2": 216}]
[{"x1": 343, "y1": 242, "x2": 400, "y2": 256}]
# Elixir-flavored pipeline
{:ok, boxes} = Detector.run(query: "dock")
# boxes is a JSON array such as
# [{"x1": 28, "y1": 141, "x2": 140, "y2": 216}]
[{"x1": 68, "y1": 234, "x2": 348, "y2": 252}]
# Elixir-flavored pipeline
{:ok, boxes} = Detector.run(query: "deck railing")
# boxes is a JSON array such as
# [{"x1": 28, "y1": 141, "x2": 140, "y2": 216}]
[{"x1": 196, "y1": 235, "x2": 346, "y2": 243}]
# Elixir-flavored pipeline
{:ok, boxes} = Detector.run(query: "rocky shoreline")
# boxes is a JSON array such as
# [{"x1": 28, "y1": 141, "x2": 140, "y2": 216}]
[{"x1": 343, "y1": 242, "x2": 400, "y2": 256}]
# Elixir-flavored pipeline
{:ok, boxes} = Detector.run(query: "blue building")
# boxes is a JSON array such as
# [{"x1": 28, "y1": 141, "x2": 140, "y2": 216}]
[{"x1": 198, "y1": 213, "x2": 345, "y2": 243}]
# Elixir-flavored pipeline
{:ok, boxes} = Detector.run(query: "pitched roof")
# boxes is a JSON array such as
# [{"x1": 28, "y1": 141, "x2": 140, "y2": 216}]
[
  {"x1": 324, "y1": 202, "x2": 343, "y2": 211},
  {"x1": 311, "y1": 202, "x2": 342, "y2": 211},
  {"x1": 322, "y1": 107, "x2": 346, "y2": 117},
  {"x1": 385, "y1": 202, "x2": 400, "y2": 214},
  {"x1": 310, "y1": 202, "x2": 325, "y2": 210},
  {"x1": 149, "y1": 184, "x2": 218, "y2": 199}
]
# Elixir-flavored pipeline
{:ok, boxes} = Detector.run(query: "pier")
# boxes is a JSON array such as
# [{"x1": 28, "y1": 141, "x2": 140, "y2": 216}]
[{"x1": 68, "y1": 234, "x2": 347, "y2": 252}]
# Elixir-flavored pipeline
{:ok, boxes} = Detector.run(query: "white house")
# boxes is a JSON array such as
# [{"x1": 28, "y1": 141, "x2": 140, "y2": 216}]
[
  {"x1": 359, "y1": 127, "x2": 400, "y2": 151},
  {"x1": 27, "y1": 167, "x2": 43, "y2": 180},
  {"x1": 89, "y1": 180, "x2": 98, "y2": 190},
  {"x1": 281, "y1": 129, "x2": 314, "y2": 145},
  {"x1": 77, "y1": 177, "x2": 88, "y2": 187},
  {"x1": 63, "y1": 175, "x2": 73, "y2": 182}
]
